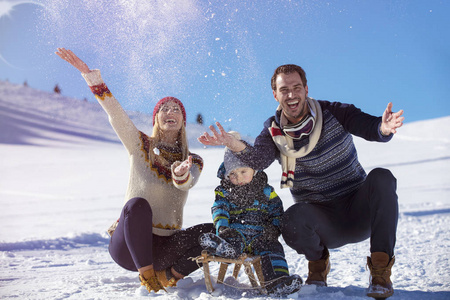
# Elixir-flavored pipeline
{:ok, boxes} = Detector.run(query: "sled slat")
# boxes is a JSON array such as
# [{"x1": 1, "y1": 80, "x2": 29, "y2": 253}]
[{"x1": 193, "y1": 251, "x2": 265, "y2": 294}]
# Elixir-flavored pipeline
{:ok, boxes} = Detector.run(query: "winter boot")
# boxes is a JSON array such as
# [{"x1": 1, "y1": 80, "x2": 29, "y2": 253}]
[
  {"x1": 305, "y1": 247, "x2": 330, "y2": 286},
  {"x1": 266, "y1": 274, "x2": 303, "y2": 296},
  {"x1": 139, "y1": 268, "x2": 166, "y2": 293},
  {"x1": 199, "y1": 232, "x2": 241, "y2": 258},
  {"x1": 215, "y1": 240, "x2": 240, "y2": 258},
  {"x1": 155, "y1": 268, "x2": 179, "y2": 288},
  {"x1": 260, "y1": 254, "x2": 302, "y2": 296},
  {"x1": 199, "y1": 232, "x2": 223, "y2": 253},
  {"x1": 367, "y1": 252, "x2": 395, "y2": 299}
]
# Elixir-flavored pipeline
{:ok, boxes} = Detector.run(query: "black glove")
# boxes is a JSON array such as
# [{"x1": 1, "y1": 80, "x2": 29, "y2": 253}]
[
  {"x1": 218, "y1": 227, "x2": 241, "y2": 240},
  {"x1": 218, "y1": 227, "x2": 244, "y2": 256}
]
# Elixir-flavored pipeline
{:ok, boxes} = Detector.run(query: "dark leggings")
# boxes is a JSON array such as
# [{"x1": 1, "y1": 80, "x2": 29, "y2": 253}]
[
  {"x1": 282, "y1": 168, "x2": 398, "y2": 261},
  {"x1": 109, "y1": 197, "x2": 214, "y2": 275}
]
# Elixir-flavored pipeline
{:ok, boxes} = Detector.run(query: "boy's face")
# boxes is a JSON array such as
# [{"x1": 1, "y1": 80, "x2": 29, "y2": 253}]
[{"x1": 228, "y1": 167, "x2": 255, "y2": 186}]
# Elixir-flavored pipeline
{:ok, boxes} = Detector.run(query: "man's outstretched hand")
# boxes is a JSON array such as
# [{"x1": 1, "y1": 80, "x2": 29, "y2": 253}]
[{"x1": 380, "y1": 102, "x2": 404, "y2": 136}]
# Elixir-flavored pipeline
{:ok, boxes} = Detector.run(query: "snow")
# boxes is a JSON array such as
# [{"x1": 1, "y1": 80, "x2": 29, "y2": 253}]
[{"x1": 1, "y1": 80, "x2": 449, "y2": 299}]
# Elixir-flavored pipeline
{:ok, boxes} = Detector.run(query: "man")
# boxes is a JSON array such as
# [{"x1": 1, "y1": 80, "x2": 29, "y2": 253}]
[{"x1": 198, "y1": 64, "x2": 404, "y2": 299}]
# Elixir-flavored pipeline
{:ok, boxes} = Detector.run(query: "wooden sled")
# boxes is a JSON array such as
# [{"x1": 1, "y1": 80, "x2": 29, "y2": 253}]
[{"x1": 194, "y1": 250, "x2": 266, "y2": 293}]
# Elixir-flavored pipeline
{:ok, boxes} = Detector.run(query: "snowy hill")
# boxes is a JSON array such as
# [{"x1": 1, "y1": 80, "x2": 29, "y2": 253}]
[
  {"x1": 0, "y1": 80, "x2": 194, "y2": 147},
  {"x1": 0, "y1": 80, "x2": 253, "y2": 148},
  {"x1": 0, "y1": 81, "x2": 449, "y2": 299}
]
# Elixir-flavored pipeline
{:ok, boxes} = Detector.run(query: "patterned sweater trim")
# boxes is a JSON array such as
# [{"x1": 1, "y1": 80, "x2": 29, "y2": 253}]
[
  {"x1": 153, "y1": 223, "x2": 182, "y2": 230},
  {"x1": 90, "y1": 83, "x2": 111, "y2": 100},
  {"x1": 139, "y1": 131, "x2": 176, "y2": 182}
]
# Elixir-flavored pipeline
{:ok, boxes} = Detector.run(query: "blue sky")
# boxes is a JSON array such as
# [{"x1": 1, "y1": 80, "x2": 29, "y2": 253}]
[{"x1": 1, "y1": 0, "x2": 449, "y2": 137}]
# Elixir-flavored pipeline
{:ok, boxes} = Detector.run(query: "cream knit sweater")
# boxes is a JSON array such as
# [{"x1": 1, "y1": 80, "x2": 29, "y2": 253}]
[{"x1": 82, "y1": 70, "x2": 203, "y2": 236}]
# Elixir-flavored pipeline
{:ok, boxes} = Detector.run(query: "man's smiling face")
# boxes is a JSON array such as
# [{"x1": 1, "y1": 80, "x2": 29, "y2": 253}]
[{"x1": 273, "y1": 72, "x2": 309, "y2": 124}]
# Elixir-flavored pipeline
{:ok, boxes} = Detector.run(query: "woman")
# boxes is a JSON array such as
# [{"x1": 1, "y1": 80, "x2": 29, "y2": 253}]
[{"x1": 56, "y1": 48, "x2": 213, "y2": 294}]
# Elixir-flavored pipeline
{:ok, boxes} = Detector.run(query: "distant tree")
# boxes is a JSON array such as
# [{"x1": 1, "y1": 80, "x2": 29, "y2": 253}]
[
  {"x1": 54, "y1": 84, "x2": 61, "y2": 94},
  {"x1": 196, "y1": 113, "x2": 203, "y2": 125},
  {"x1": 23, "y1": 80, "x2": 28, "y2": 87}
]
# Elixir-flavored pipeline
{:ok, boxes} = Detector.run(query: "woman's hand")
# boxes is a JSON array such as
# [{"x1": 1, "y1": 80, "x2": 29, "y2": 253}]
[
  {"x1": 173, "y1": 156, "x2": 193, "y2": 177},
  {"x1": 55, "y1": 48, "x2": 91, "y2": 74}
]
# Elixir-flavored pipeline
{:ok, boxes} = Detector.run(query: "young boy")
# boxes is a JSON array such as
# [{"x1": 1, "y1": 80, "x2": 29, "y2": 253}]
[{"x1": 199, "y1": 133, "x2": 302, "y2": 296}]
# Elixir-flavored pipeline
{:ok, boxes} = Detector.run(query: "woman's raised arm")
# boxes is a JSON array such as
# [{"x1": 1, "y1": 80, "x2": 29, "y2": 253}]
[
  {"x1": 56, "y1": 47, "x2": 141, "y2": 152},
  {"x1": 55, "y1": 48, "x2": 91, "y2": 74}
]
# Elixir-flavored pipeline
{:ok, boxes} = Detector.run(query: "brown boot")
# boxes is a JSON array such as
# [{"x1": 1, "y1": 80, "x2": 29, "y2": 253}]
[
  {"x1": 305, "y1": 248, "x2": 330, "y2": 287},
  {"x1": 139, "y1": 269, "x2": 166, "y2": 293},
  {"x1": 367, "y1": 252, "x2": 395, "y2": 299},
  {"x1": 155, "y1": 268, "x2": 180, "y2": 288}
]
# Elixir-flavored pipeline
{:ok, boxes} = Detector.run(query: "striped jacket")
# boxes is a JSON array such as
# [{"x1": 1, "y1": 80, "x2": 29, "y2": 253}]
[{"x1": 212, "y1": 168, "x2": 283, "y2": 241}]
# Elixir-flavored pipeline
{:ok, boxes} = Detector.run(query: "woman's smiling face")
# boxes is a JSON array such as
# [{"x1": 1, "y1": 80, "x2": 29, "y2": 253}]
[{"x1": 157, "y1": 100, "x2": 184, "y2": 133}]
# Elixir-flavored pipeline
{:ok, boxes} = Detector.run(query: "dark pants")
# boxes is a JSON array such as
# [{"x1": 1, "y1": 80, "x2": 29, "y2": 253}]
[
  {"x1": 250, "y1": 239, "x2": 290, "y2": 280},
  {"x1": 281, "y1": 168, "x2": 398, "y2": 261},
  {"x1": 109, "y1": 197, "x2": 214, "y2": 275}
]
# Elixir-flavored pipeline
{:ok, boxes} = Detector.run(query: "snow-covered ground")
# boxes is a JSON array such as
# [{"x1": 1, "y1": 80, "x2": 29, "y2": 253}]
[{"x1": 1, "y1": 81, "x2": 449, "y2": 299}]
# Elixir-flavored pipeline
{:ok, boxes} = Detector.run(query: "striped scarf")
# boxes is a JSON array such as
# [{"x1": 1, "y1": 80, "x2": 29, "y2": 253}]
[{"x1": 268, "y1": 97, "x2": 323, "y2": 189}]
